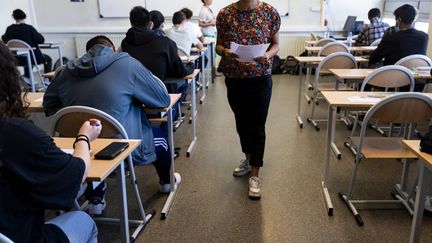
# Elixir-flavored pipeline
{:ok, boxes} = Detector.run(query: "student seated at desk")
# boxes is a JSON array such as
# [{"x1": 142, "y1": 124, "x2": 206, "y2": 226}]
[
  {"x1": 355, "y1": 8, "x2": 389, "y2": 46},
  {"x1": 150, "y1": 10, "x2": 166, "y2": 37},
  {"x1": 166, "y1": 11, "x2": 204, "y2": 56},
  {"x1": 2, "y1": 9, "x2": 52, "y2": 78},
  {"x1": 0, "y1": 41, "x2": 99, "y2": 243},
  {"x1": 181, "y1": 8, "x2": 205, "y2": 44},
  {"x1": 43, "y1": 36, "x2": 176, "y2": 215}
]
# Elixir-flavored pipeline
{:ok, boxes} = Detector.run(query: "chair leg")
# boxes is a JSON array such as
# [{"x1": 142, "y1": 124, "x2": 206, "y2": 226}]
[
  {"x1": 344, "y1": 113, "x2": 360, "y2": 155},
  {"x1": 339, "y1": 158, "x2": 364, "y2": 226},
  {"x1": 307, "y1": 91, "x2": 320, "y2": 131}
]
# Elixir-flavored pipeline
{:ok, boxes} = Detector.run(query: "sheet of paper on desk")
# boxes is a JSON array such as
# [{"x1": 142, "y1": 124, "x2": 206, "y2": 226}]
[
  {"x1": 230, "y1": 42, "x2": 270, "y2": 62},
  {"x1": 348, "y1": 96, "x2": 381, "y2": 103}
]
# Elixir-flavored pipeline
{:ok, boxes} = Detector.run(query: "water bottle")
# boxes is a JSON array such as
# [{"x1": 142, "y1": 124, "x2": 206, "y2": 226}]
[{"x1": 347, "y1": 32, "x2": 353, "y2": 48}]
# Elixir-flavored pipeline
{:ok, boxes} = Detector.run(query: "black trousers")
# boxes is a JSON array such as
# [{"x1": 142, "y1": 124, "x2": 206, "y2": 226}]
[{"x1": 225, "y1": 75, "x2": 272, "y2": 167}]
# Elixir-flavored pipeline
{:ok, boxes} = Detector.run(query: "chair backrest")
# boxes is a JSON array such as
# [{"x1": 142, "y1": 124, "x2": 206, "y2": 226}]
[
  {"x1": 394, "y1": 54, "x2": 432, "y2": 69},
  {"x1": 315, "y1": 38, "x2": 336, "y2": 47},
  {"x1": 7, "y1": 39, "x2": 44, "y2": 82},
  {"x1": 370, "y1": 38, "x2": 381, "y2": 46},
  {"x1": 360, "y1": 65, "x2": 415, "y2": 91},
  {"x1": 314, "y1": 52, "x2": 357, "y2": 85},
  {"x1": 0, "y1": 233, "x2": 13, "y2": 243},
  {"x1": 318, "y1": 42, "x2": 350, "y2": 56},
  {"x1": 50, "y1": 106, "x2": 128, "y2": 139}
]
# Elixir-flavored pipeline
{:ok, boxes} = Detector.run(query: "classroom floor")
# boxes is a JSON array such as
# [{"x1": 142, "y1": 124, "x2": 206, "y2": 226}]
[{"x1": 42, "y1": 74, "x2": 432, "y2": 242}]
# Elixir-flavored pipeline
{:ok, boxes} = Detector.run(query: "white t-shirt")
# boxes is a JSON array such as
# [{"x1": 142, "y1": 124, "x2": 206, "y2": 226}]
[
  {"x1": 184, "y1": 21, "x2": 203, "y2": 40},
  {"x1": 165, "y1": 27, "x2": 195, "y2": 55},
  {"x1": 199, "y1": 6, "x2": 217, "y2": 36}
]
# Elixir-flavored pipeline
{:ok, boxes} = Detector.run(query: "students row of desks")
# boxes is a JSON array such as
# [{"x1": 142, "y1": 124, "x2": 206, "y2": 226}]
[{"x1": 321, "y1": 91, "x2": 432, "y2": 242}]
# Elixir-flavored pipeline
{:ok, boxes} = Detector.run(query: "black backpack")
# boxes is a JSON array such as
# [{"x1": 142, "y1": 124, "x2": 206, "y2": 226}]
[
  {"x1": 271, "y1": 55, "x2": 282, "y2": 74},
  {"x1": 282, "y1": 55, "x2": 299, "y2": 75},
  {"x1": 419, "y1": 127, "x2": 432, "y2": 154}
]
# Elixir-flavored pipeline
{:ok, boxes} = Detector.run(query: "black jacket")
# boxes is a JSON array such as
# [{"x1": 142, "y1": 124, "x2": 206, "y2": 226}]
[
  {"x1": 369, "y1": 28, "x2": 429, "y2": 66},
  {"x1": 2, "y1": 23, "x2": 46, "y2": 64},
  {"x1": 121, "y1": 27, "x2": 192, "y2": 80}
]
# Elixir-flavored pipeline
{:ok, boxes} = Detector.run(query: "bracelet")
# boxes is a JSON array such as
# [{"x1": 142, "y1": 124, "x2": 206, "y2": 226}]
[
  {"x1": 76, "y1": 134, "x2": 89, "y2": 141},
  {"x1": 73, "y1": 137, "x2": 90, "y2": 150}
]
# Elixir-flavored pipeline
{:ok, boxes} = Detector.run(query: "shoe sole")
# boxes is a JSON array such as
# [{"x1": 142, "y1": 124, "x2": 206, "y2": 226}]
[
  {"x1": 248, "y1": 193, "x2": 261, "y2": 200},
  {"x1": 233, "y1": 169, "x2": 251, "y2": 177}
]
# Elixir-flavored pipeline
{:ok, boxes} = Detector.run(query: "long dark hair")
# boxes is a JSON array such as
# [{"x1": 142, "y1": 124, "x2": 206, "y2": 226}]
[{"x1": 0, "y1": 41, "x2": 28, "y2": 118}]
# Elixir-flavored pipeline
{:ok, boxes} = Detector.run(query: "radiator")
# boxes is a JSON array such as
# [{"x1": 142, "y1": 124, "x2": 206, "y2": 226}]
[
  {"x1": 278, "y1": 35, "x2": 308, "y2": 58},
  {"x1": 75, "y1": 34, "x2": 125, "y2": 57}
]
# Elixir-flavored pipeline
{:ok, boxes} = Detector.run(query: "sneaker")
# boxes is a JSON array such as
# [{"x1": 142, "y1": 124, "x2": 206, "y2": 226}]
[
  {"x1": 248, "y1": 176, "x2": 262, "y2": 200},
  {"x1": 159, "y1": 172, "x2": 182, "y2": 193},
  {"x1": 88, "y1": 197, "x2": 106, "y2": 215},
  {"x1": 233, "y1": 159, "x2": 251, "y2": 177}
]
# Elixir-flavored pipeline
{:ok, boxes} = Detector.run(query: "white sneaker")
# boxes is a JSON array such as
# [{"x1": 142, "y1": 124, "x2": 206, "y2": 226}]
[
  {"x1": 88, "y1": 197, "x2": 106, "y2": 215},
  {"x1": 159, "y1": 172, "x2": 182, "y2": 193},
  {"x1": 248, "y1": 176, "x2": 262, "y2": 200},
  {"x1": 233, "y1": 159, "x2": 251, "y2": 177}
]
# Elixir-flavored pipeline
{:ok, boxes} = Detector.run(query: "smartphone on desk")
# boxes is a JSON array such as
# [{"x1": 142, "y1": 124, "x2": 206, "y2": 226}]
[{"x1": 94, "y1": 142, "x2": 129, "y2": 160}]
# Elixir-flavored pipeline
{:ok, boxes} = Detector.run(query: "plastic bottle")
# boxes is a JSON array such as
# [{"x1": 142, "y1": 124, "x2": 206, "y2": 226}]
[{"x1": 347, "y1": 32, "x2": 353, "y2": 48}]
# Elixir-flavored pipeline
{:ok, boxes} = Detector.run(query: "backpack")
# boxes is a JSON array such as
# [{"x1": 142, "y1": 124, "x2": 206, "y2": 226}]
[
  {"x1": 282, "y1": 55, "x2": 299, "y2": 75},
  {"x1": 419, "y1": 127, "x2": 432, "y2": 154},
  {"x1": 271, "y1": 55, "x2": 282, "y2": 74}
]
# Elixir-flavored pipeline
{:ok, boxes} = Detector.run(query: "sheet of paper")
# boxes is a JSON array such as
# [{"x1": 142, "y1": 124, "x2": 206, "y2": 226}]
[
  {"x1": 230, "y1": 42, "x2": 270, "y2": 62},
  {"x1": 35, "y1": 97, "x2": 43, "y2": 102},
  {"x1": 61, "y1": 148, "x2": 74, "y2": 154},
  {"x1": 347, "y1": 96, "x2": 381, "y2": 103}
]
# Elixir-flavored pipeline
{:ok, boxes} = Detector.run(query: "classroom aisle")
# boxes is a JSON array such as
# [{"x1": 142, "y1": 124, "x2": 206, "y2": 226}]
[{"x1": 98, "y1": 74, "x2": 432, "y2": 242}]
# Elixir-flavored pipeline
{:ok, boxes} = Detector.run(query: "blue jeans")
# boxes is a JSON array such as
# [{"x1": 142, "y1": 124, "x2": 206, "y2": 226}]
[{"x1": 46, "y1": 211, "x2": 98, "y2": 243}]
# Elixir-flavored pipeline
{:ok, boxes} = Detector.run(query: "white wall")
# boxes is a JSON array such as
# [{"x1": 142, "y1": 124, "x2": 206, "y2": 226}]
[{"x1": 1, "y1": 0, "x2": 34, "y2": 36}]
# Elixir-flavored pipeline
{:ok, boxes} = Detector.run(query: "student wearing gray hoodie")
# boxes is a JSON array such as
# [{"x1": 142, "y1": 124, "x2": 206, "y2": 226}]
[{"x1": 44, "y1": 36, "x2": 176, "y2": 214}]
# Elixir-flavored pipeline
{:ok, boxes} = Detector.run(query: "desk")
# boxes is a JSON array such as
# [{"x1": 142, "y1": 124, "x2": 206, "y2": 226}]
[
  {"x1": 10, "y1": 47, "x2": 36, "y2": 92},
  {"x1": 184, "y1": 69, "x2": 200, "y2": 157},
  {"x1": 42, "y1": 71, "x2": 56, "y2": 79},
  {"x1": 305, "y1": 39, "x2": 355, "y2": 46},
  {"x1": 26, "y1": 92, "x2": 45, "y2": 112},
  {"x1": 330, "y1": 68, "x2": 432, "y2": 82},
  {"x1": 305, "y1": 46, "x2": 376, "y2": 55},
  {"x1": 39, "y1": 42, "x2": 64, "y2": 66},
  {"x1": 402, "y1": 140, "x2": 432, "y2": 243},
  {"x1": 145, "y1": 94, "x2": 182, "y2": 220},
  {"x1": 293, "y1": 56, "x2": 369, "y2": 128},
  {"x1": 203, "y1": 39, "x2": 216, "y2": 83},
  {"x1": 54, "y1": 138, "x2": 141, "y2": 243},
  {"x1": 191, "y1": 47, "x2": 209, "y2": 104}
]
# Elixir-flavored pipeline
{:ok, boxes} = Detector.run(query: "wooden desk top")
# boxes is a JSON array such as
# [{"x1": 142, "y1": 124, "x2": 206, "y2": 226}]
[
  {"x1": 184, "y1": 69, "x2": 200, "y2": 80},
  {"x1": 42, "y1": 71, "x2": 56, "y2": 78},
  {"x1": 304, "y1": 46, "x2": 376, "y2": 53},
  {"x1": 191, "y1": 47, "x2": 208, "y2": 53},
  {"x1": 39, "y1": 42, "x2": 63, "y2": 48},
  {"x1": 330, "y1": 68, "x2": 432, "y2": 80},
  {"x1": 305, "y1": 40, "x2": 354, "y2": 46},
  {"x1": 294, "y1": 56, "x2": 369, "y2": 63},
  {"x1": 403, "y1": 140, "x2": 432, "y2": 167},
  {"x1": 53, "y1": 137, "x2": 140, "y2": 181},
  {"x1": 322, "y1": 91, "x2": 432, "y2": 108},
  {"x1": 144, "y1": 94, "x2": 181, "y2": 113}
]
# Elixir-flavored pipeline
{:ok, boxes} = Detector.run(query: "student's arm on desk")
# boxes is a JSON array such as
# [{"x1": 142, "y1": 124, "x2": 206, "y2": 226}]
[
  {"x1": 368, "y1": 33, "x2": 392, "y2": 65},
  {"x1": 132, "y1": 59, "x2": 170, "y2": 108}
]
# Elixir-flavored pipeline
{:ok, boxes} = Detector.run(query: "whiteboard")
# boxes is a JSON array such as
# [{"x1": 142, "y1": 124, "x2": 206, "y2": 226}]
[
  {"x1": 98, "y1": 0, "x2": 145, "y2": 18},
  {"x1": 139, "y1": 0, "x2": 288, "y2": 18}
]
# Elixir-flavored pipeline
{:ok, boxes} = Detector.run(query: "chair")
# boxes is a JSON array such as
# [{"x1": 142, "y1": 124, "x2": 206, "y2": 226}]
[
  {"x1": 6, "y1": 39, "x2": 45, "y2": 90},
  {"x1": 394, "y1": 54, "x2": 432, "y2": 69},
  {"x1": 0, "y1": 233, "x2": 13, "y2": 243},
  {"x1": 307, "y1": 52, "x2": 357, "y2": 131},
  {"x1": 370, "y1": 38, "x2": 381, "y2": 46},
  {"x1": 50, "y1": 106, "x2": 154, "y2": 241},
  {"x1": 339, "y1": 93, "x2": 432, "y2": 226},
  {"x1": 315, "y1": 38, "x2": 336, "y2": 47},
  {"x1": 346, "y1": 65, "x2": 415, "y2": 147},
  {"x1": 318, "y1": 42, "x2": 350, "y2": 56}
]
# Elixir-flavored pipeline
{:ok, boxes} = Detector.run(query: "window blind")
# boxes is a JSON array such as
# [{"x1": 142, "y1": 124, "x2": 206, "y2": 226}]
[{"x1": 383, "y1": 0, "x2": 431, "y2": 22}]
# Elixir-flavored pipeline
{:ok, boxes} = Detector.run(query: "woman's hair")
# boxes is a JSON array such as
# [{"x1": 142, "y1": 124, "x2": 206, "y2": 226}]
[
  {"x1": 0, "y1": 41, "x2": 28, "y2": 118},
  {"x1": 181, "y1": 8, "x2": 193, "y2": 19},
  {"x1": 12, "y1": 9, "x2": 26, "y2": 20}
]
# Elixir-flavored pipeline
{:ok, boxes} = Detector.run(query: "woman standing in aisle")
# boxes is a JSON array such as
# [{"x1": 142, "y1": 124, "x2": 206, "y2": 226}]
[
  {"x1": 216, "y1": 0, "x2": 280, "y2": 200},
  {"x1": 199, "y1": 0, "x2": 217, "y2": 38}
]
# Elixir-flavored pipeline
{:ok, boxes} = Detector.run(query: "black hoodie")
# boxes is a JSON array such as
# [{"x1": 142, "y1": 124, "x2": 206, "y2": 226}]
[{"x1": 121, "y1": 26, "x2": 193, "y2": 80}]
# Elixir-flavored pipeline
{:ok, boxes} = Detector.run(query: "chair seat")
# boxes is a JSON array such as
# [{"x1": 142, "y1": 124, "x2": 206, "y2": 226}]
[
  {"x1": 317, "y1": 83, "x2": 354, "y2": 91},
  {"x1": 350, "y1": 137, "x2": 417, "y2": 159}
]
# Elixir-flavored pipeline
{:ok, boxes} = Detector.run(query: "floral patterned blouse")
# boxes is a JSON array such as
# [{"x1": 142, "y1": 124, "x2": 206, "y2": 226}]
[{"x1": 216, "y1": 1, "x2": 281, "y2": 79}]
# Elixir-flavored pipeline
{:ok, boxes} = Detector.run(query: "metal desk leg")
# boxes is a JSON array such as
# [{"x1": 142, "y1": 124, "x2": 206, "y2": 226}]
[
  {"x1": 117, "y1": 161, "x2": 130, "y2": 243},
  {"x1": 322, "y1": 105, "x2": 335, "y2": 216},
  {"x1": 210, "y1": 42, "x2": 215, "y2": 83},
  {"x1": 296, "y1": 63, "x2": 304, "y2": 128},
  {"x1": 330, "y1": 110, "x2": 342, "y2": 159},
  {"x1": 161, "y1": 108, "x2": 181, "y2": 219},
  {"x1": 187, "y1": 76, "x2": 197, "y2": 156},
  {"x1": 410, "y1": 163, "x2": 431, "y2": 243},
  {"x1": 200, "y1": 52, "x2": 206, "y2": 104},
  {"x1": 58, "y1": 46, "x2": 64, "y2": 66}
]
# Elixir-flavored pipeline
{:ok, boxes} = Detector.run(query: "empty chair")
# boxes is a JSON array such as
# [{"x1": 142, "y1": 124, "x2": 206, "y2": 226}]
[
  {"x1": 395, "y1": 54, "x2": 432, "y2": 69},
  {"x1": 340, "y1": 93, "x2": 432, "y2": 226},
  {"x1": 315, "y1": 38, "x2": 336, "y2": 47},
  {"x1": 50, "y1": 105, "x2": 154, "y2": 241},
  {"x1": 307, "y1": 52, "x2": 357, "y2": 131},
  {"x1": 318, "y1": 42, "x2": 350, "y2": 56}
]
